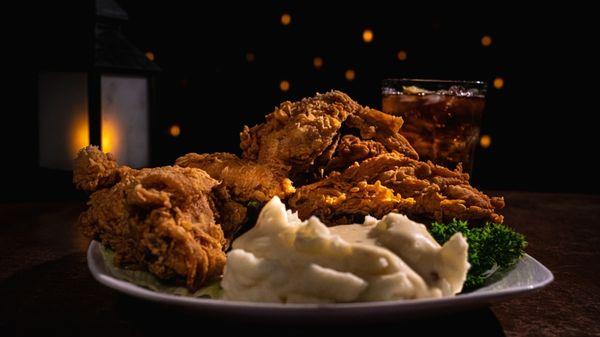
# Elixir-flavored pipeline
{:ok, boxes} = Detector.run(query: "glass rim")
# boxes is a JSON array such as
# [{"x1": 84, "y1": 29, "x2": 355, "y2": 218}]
[
  {"x1": 383, "y1": 78, "x2": 486, "y2": 86},
  {"x1": 382, "y1": 78, "x2": 487, "y2": 96}
]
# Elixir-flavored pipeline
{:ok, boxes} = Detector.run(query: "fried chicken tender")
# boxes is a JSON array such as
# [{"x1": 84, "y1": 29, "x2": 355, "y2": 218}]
[
  {"x1": 240, "y1": 90, "x2": 361, "y2": 180},
  {"x1": 175, "y1": 152, "x2": 295, "y2": 203},
  {"x1": 75, "y1": 146, "x2": 237, "y2": 290},
  {"x1": 289, "y1": 153, "x2": 505, "y2": 225}
]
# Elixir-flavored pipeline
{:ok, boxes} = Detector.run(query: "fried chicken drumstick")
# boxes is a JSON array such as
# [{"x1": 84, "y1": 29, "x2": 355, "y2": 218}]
[{"x1": 74, "y1": 146, "x2": 245, "y2": 290}]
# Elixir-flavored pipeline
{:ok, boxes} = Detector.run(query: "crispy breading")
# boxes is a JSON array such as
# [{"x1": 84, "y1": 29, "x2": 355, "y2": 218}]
[
  {"x1": 75, "y1": 146, "x2": 232, "y2": 290},
  {"x1": 324, "y1": 135, "x2": 389, "y2": 173},
  {"x1": 344, "y1": 108, "x2": 419, "y2": 160},
  {"x1": 72, "y1": 145, "x2": 120, "y2": 192},
  {"x1": 240, "y1": 90, "x2": 361, "y2": 180},
  {"x1": 288, "y1": 173, "x2": 416, "y2": 225},
  {"x1": 289, "y1": 153, "x2": 504, "y2": 225},
  {"x1": 176, "y1": 152, "x2": 295, "y2": 203}
]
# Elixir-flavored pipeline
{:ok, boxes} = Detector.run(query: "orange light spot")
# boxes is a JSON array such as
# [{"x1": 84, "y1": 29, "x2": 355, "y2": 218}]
[
  {"x1": 345, "y1": 69, "x2": 356, "y2": 81},
  {"x1": 313, "y1": 57, "x2": 323, "y2": 69},
  {"x1": 397, "y1": 50, "x2": 407, "y2": 61},
  {"x1": 145, "y1": 51, "x2": 155, "y2": 61},
  {"x1": 481, "y1": 35, "x2": 492, "y2": 47},
  {"x1": 493, "y1": 77, "x2": 504, "y2": 89},
  {"x1": 281, "y1": 13, "x2": 291, "y2": 26},
  {"x1": 362, "y1": 29, "x2": 374, "y2": 43},
  {"x1": 169, "y1": 124, "x2": 181, "y2": 137},
  {"x1": 279, "y1": 80, "x2": 290, "y2": 92},
  {"x1": 480, "y1": 134, "x2": 492, "y2": 148}
]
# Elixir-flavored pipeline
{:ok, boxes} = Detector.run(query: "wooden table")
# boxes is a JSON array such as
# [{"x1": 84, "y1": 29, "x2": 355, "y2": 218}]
[{"x1": 1, "y1": 192, "x2": 599, "y2": 337}]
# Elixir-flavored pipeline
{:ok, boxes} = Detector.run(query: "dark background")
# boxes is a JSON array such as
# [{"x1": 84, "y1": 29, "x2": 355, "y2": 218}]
[{"x1": 3, "y1": 1, "x2": 596, "y2": 201}]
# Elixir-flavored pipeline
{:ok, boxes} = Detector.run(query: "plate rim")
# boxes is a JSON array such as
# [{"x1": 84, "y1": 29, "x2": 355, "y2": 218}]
[{"x1": 87, "y1": 240, "x2": 553, "y2": 310}]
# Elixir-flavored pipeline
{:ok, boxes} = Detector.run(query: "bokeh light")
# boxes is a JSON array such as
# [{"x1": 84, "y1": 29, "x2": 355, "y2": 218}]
[
  {"x1": 169, "y1": 124, "x2": 181, "y2": 137},
  {"x1": 362, "y1": 29, "x2": 373, "y2": 43},
  {"x1": 345, "y1": 69, "x2": 356, "y2": 81},
  {"x1": 144, "y1": 51, "x2": 155, "y2": 61},
  {"x1": 281, "y1": 13, "x2": 291, "y2": 26},
  {"x1": 481, "y1": 35, "x2": 492, "y2": 47},
  {"x1": 493, "y1": 77, "x2": 504, "y2": 89},
  {"x1": 397, "y1": 50, "x2": 407, "y2": 61},
  {"x1": 279, "y1": 80, "x2": 290, "y2": 92},
  {"x1": 313, "y1": 57, "x2": 323, "y2": 69},
  {"x1": 480, "y1": 134, "x2": 492, "y2": 148}
]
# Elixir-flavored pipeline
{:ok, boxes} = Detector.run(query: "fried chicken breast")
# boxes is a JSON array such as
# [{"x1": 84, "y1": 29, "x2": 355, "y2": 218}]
[{"x1": 75, "y1": 146, "x2": 242, "y2": 290}]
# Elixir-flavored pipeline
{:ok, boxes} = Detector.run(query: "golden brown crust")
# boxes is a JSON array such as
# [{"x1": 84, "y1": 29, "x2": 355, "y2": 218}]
[
  {"x1": 75, "y1": 146, "x2": 228, "y2": 290},
  {"x1": 176, "y1": 152, "x2": 295, "y2": 203},
  {"x1": 324, "y1": 135, "x2": 389, "y2": 173},
  {"x1": 344, "y1": 108, "x2": 419, "y2": 160},
  {"x1": 289, "y1": 153, "x2": 504, "y2": 225},
  {"x1": 289, "y1": 173, "x2": 416, "y2": 225},
  {"x1": 240, "y1": 90, "x2": 361, "y2": 179},
  {"x1": 72, "y1": 145, "x2": 120, "y2": 192}
]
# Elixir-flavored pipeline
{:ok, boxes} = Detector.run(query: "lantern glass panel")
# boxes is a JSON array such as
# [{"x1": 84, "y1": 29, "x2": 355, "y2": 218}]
[
  {"x1": 100, "y1": 74, "x2": 149, "y2": 168},
  {"x1": 38, "y1": 72, "x2": 89, "y2": 170}
]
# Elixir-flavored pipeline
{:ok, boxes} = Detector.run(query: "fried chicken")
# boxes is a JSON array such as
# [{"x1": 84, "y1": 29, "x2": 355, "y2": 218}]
[
  {"x1": 287, "y1": 174, "x2": 416, "y2": 225},
  {"x1": 239, "y1": 90, "x2": 418, "y2": 183},
  {"x1": 175, "y1": 152, "x2": 295, "y2": 203},
  {"x1": 73, "y1": 146, "x2": 120, "y2": 192},
  {"x1": 75, "y1": 146, "x2": 243, "y2": 290},
  {"x1": 324, "y1": 135, "x2": 389, "y2": 173},
  {"x1": 289, "y1": 153, "x2": 505, "y2": 226},
  {"x1": 240, "y1": 91, "x2": 361, "y2": 180},
  {"x1": 237, "y1": 90, "x2": 504, "y2": 225},
  {"x1": 343, "y1": 108, "x2": 419, "y2": 160}
]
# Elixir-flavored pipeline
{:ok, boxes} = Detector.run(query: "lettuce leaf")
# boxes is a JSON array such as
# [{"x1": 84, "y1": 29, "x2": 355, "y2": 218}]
[{"x1": 100, "y1": 245, "x2": 223, "y2": 299}]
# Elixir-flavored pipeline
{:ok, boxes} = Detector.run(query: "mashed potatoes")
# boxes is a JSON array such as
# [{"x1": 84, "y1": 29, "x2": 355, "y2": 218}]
[{"x1": 221, "y1": 197, "x2": 469, "y2": 303}]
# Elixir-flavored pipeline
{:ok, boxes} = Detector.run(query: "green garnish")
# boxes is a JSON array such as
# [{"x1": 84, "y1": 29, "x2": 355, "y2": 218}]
[
  {"x1": 247, "y1": 200, "x2": 261, "y2": 209},
  {"x1": 429, "y1": 220, "x2": 527, "y2": 290}
]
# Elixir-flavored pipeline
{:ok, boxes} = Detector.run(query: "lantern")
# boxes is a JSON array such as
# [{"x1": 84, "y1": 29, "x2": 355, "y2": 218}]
[{"x1": 37, "y1": 0, "x2": 160, "y2": 170}]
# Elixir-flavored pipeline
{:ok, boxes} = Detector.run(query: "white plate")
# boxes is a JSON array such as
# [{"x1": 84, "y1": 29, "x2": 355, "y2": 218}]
[{"x1": 87, "y1": 240, "x2": 553, "y2": 319}]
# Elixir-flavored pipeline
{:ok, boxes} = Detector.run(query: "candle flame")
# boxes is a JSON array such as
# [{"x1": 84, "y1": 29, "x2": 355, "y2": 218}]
[
  {"x1": 101, "y1": 118, "x2": 119, "y2": 154},
  {"x1": 71, "y1": 113, "x2": 89, "y2": 157}
]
